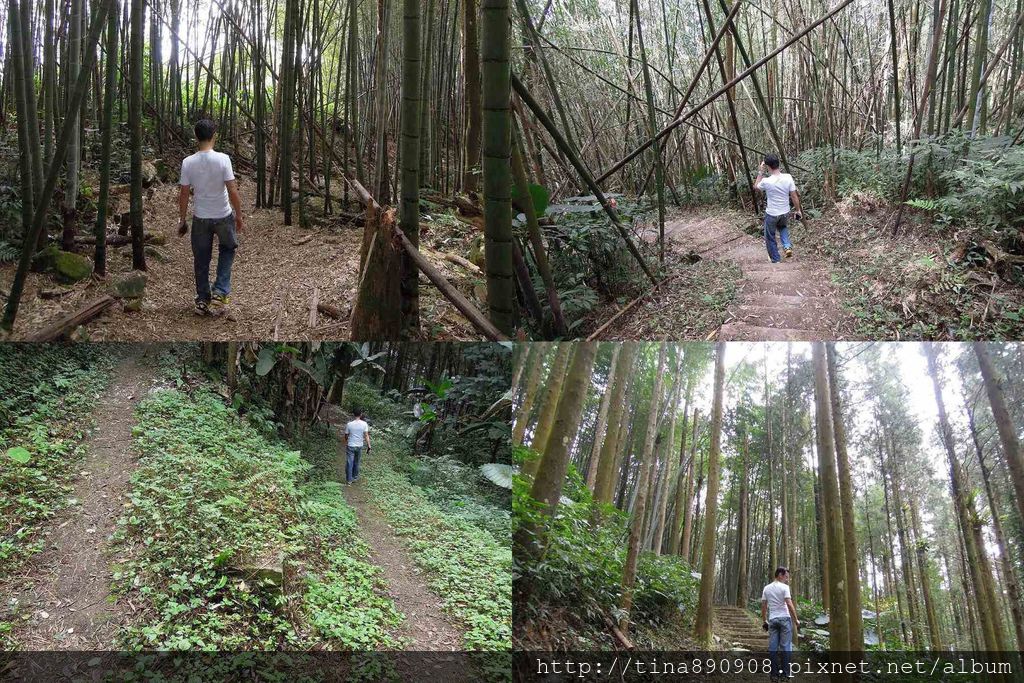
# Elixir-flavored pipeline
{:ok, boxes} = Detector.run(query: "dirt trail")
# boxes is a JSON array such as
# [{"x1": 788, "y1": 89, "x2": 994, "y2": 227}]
[
  {"x1": 7, "y1": 350, "x2": 158, "y2": 649},
  {"x1": 342, "y1": 476, "x2": 465, "y2": 651},
  {"x1": 666, "y1": 212, "x2": 844, "y2": 340}
]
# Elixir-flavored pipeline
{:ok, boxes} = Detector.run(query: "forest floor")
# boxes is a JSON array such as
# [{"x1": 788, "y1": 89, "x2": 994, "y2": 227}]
[
  {"x1": 2, "y1": 351, "x2": 157, "y2": 650},
  {"x1": 0, "y1": 178, "x2": 482, "y2": 341},
  {"x1": 594, "y1": 194, "x2": 1024, "y2": 340},
  {"x1": 1, "y1": 349, "x2": 507, "y2": 671},
  {"x1": 595, "y1": 208, "x2": 845, "y2": 341}
]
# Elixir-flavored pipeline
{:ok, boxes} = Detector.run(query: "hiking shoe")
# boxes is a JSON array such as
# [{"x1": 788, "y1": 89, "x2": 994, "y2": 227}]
[
  {"x1": 785, "y1": 248, "x2": 793, "y2": 258},
  {"x1": 194, "y1": 299, "x2": 211, "y2": 316},
  {"x1": 210, "y1": 293, "x2": 230, "y2": 316}
]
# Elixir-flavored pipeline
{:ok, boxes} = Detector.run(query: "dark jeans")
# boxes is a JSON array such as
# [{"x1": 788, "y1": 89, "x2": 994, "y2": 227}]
[
  {"x1": 768, "y1": 616, "x2": 793, "y2": 678},
  {"x1": 346, "y1": 445, "x2": 363, "y2": 483},
  {"x1": 763, "y1": 213, "x2": 792, "y2": 263},
  {"x1": 191, "y1": 213, "x2": 237, "y2": 302}
]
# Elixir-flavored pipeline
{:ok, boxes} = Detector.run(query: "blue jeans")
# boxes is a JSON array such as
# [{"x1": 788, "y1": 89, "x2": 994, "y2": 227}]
[
  {"x1": 191, "y1": 213, "x2": 237, "y2": 302},
  {"x1": 764, "y1": 214, "x2": 792, "y2": 263},
  {"x1": 768, "y1": 616, "x2": 793, "y2": 678},
  {"x1": 346, "y1": 445, "x2": 363, "y2": 483}
]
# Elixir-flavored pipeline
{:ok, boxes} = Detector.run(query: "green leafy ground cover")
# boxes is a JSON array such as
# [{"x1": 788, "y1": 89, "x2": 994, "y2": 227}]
[
  {"x1": 115, "y1": 387, "x2": 401, "y2": 651},
  {"x1": 362, "y1": 430, "x2": 512, "y2": 651},
  {"x1": 0, "y1": 345, "x2": 115, "y2": 576}
]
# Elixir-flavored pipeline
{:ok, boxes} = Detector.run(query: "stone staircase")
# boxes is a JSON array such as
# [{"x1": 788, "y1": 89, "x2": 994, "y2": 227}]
[{"x1": 713, "y1": 605, "x2": 768, "y2": 650}]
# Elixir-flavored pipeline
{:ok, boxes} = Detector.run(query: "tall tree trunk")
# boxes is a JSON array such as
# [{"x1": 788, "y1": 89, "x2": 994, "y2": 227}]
[
  {"x1": 585, "y1": 344, "x2": 621, "y2": 489},
  {"x1": 399, "y1": 0, "x2": 422, "y2": 338},
  {"x1": 522, "y1": 343, "x2": 573, "y2": 478},
  {"x1": 734, "y1": 431, "x2": 750, "y2": 607},
  {"x1": 593, "y1": 343, "x2": 638, "y2": 507},
  {"x1": 481, "y1": 0, "x2": 516, "y2": 336},
  {"x1": 825, "y1": 344, "x2": 863, "y2": 653},
  {"x1": 462, "y1": 0, "x2": 482, "y2": 192},
  {"x1": 513, "y1": 342, "x2": 597, "y2": 558},
  {"x1": 811, "y1": 342, "x2": 850, "y2": 654},
  {"x1": 677, "y1": 410, "x2": 699, "y2": 561},
  {"x1": 128, "y1": 0, "x2": 147, "y2": 270},
  {"x1": 619, "y1": 342, "x2": 667, "y2": 634},
  {"x1": 63, "y1": 0, "x2": 84, "y2": 252},
  {"x1": 694, "y1": 342, "x2": 726, "y2": 647},
  {"x1": 512, "y1": 344, "x2": 545, "y2": 446},
  {"x1": 95, "y1": 0, "x2": 120, "y2": 277}
]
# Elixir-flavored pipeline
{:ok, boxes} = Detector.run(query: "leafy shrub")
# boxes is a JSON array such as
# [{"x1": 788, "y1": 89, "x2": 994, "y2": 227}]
[
  {"x1": 341, "y1": 380, "x2": 404, "y2": 423},
  {"x1": 514, "y1": 456, "x2": 699, "y2": 645}
]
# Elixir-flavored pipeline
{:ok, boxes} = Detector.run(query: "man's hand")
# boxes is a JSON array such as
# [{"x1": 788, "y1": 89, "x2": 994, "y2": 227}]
[
  {"x1": 235, "y1": 214, "x2": 245, "y2": 234},
  {"x1": 762, "y1": 621, "x2": 769, "y2": 631},
  {"x1": 178, "y1": 219, "x2": 189, "y2": 237},
  {"x1": 794, "y1": 212, "x2": 802, "y2": 221}
]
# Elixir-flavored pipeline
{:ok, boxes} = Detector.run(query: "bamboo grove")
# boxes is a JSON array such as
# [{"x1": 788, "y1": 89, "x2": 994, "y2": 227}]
[
  {"x1": 512, "y1": 341, "x2": 1024, "y2": 654},
  {"x1": 2, "y1": 0, "x2": 1022, "y2": 338}
]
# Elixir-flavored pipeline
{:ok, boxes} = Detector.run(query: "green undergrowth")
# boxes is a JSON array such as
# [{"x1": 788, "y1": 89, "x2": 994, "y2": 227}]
[
  {"x1": 513, "y1": 450, "x2": 699, "y2": 650},
  {"x1": 0, "y1": 345, "x2": 115, "y2": 577},
  {"x1": 361, "y1": 430, "x2": 512, "y2": 652},
  {"x1": 114, "y1": 386, "x2": 401, "y2": 653}
]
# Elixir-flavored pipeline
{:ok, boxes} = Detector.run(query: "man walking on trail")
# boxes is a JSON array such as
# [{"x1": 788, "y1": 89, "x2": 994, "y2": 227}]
[
  {"x1": 178, "y1": 119, "x2": 245, "y2": 316},
  {"x1": 762, "y1": 567, "x2": 799, "y2": 682},
  {"x1": 755, "y1": 154, "x2": 803, "y2": 263},
  {"x1": 343, "y1": 409, "x2": 371, "y2": 485}
]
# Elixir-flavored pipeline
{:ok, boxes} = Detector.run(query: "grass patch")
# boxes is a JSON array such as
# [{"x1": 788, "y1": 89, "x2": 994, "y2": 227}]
[
  {"x1": 362, "y1": 431, "x2": 512, "y2": 651},
  {"x1": 115, "y1": 387, "x2": 400, "y2": 651},
  {"x1": 0, "y1": 345, "x2": 115, "y2": 577}
]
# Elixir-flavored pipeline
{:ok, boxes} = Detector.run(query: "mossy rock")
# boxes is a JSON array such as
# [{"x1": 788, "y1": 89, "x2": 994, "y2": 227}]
[
  {"x1": 53, "y1": 251, "x2": 92, "y2": 283},
  {"x1": 144, "y1": 246, "x2": 169, "y2": 263},
  {"x1": 32, "y1": 244, "x2": 60, "y2": 271},
  {"x1": 112, "y1": 272, "x2": 147, "y2": 299}
]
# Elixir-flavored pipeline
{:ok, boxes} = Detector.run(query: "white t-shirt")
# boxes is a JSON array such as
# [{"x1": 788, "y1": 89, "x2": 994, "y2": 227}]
[
  {"x1": 345, "y1": 419, "x2": 369, "y2": 448},
  {"x1": 761, "y1": 580, "x2": 792, "y2": 620},
  {"x1": 180, "y1": 150, "x2": 235, "y2": 219},
  {"x1": 759, "y1": 173, "x2": 797, "y2": 217}
]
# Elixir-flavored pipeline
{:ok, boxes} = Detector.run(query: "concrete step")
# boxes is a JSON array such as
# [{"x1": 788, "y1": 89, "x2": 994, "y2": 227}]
[{"x1": 725, "y1": 304, "x2": 835, "y2": 332}]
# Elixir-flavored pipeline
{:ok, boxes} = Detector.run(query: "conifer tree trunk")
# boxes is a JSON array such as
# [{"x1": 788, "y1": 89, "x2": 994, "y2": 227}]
[
  {"x1": 694, "y1": 342, "x2": 725, "y2": 647},
  {"x1": 522, "y1": 343, "x2": 573, "y2": 477},
  {"x1": 734, "y1": 431, "x2": 750, "y2": 607},
  {"x1": 974, "y1": 343, "x2": 1024, "y2": 535},
  {"x1": 585, "y1": 344, "x2": 621, "y2": 489},
  {"x1": 619, "y1": 342, "x2": 666, "y2": 633},
  {"x1": 512, "y1": 344, "x2": 545, "y2": 446},
  {"x1": 593, "y1": 343, "x2": 637, "y2": 506},
  {"x1": 826, "y1": 343, "x2": 862, "y2": 653},
  {"x1": 513, "y1": 342, "x2": 597, "y2": 558},
  {"x1": 812, "y1": 342, "x2": 850, "y2": 654},
  {"x1": 925, "y1": 343, "x2": 1006, "y2": 652},
  {"x1": 676, "y1": 410, "x2": 698, "y2": 560}
]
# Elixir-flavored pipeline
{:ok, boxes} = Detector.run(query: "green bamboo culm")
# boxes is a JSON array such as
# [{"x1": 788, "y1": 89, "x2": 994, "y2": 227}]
[
  {"x1": 399, "y1": 0, "x2": 422, "y2": 337},
  {"x1": 95, "y1": 0, "x2": 120, "y2": 277},
  {"x1": 7, "y1": 0, "x2": 36, "y2": 240},
  {"x1": 481, "y1": 0, "x2": 517, "y2": 337},
  {"x1": 128, "y1": 0, "x2": 147, "y2": 270}
]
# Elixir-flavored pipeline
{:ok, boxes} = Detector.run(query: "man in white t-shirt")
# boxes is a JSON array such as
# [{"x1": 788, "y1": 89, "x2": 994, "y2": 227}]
[
  {"x1": 761, "y1": 567, "x2": 800, "y2": 681},
  {"x1": 178, "y1": 119, "x2": 245, "y2": 316},
  {"x1": 754, "y1": 154, "x2": 804, "y2": 263},
  {"x1": 343, "y1": 409, "x2": 371, "y2": 484}
]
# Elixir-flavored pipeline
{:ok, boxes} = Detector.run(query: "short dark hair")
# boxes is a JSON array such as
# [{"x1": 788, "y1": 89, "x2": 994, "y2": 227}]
[
  {"x1": 354, "y1": 408, "x2": 364, "y2": 417},
  {"x1": 764, "y1": 154, "x2": 781, "y2": 170},
  {"x1": 775, "y1": 566, "x2": 789, "y2": 578},
  {"x1": 195, "y1": 119, "x2": 217, "y2": 142}
]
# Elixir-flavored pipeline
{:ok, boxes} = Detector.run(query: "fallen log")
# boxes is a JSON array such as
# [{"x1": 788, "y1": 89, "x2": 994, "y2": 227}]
[
  {"x1": 585, "y1": 273, "x2": 682, "y2": 341},
  {"x1": 27, "y1": 295, "x2": 116, "y2": 342}
]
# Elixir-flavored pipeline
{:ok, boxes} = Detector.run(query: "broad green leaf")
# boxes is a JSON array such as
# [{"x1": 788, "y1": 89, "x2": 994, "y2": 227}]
[{"x1": 7, "y1": 447, "x2": 31, "y2": 464}]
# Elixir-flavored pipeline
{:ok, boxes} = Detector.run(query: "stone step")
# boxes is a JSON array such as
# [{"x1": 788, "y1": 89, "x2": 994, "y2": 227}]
[
  {"x1": 725, "y1": 305, "x2": 834, "y2": 332},
  {"x1": 719, "y1": 322, "x2": 829, "y2": 341}
]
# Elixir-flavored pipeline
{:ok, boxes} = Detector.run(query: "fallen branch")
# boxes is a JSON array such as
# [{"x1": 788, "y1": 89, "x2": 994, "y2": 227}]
[
  {"x1": 586, "y1": 273, "x2": 682, "y2": 341},
  {"x1": 308, "y1": 287, "x2": 320, "y2": 328},
  {"x1": 393, "y1": 226, "x2": 508, "y2": 340},
  {"x1": 317, "y1": 303, "x2": 342, "y2": 319},
  {"x1": 27, "y1": 295, "x2": 116, "y2": 342}
]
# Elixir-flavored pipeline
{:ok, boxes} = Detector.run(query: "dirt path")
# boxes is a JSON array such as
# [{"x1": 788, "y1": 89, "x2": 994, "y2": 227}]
[
  {"x1": 666, "y1": 211, "x2": 845, "y2": 340},
  {"x1": 6, "y1": 351, "x2": 158, "y2": 649},
  {"x1": 343, "y1": 478, "x2": 466, "y2": 651}
]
